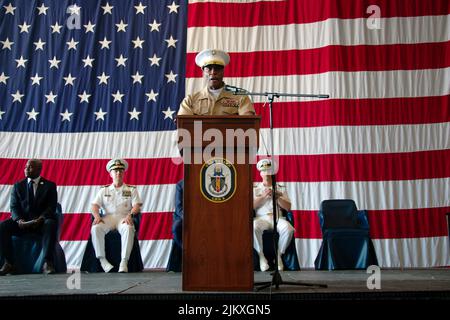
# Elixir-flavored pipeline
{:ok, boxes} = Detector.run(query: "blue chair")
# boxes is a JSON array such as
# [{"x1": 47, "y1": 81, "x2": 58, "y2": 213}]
[
  {"x1": 0, "y1": 203, "x2": 67, "y2": 274},
  {"x1": 80, "y1": 214, "x2": 143, "y2": 272},
  {"x1": 253, "y1": 211, "x2": 300, "y2": 271},
  {"x1": 314, "y1": 199, "x2": 378, "y2": 270}
]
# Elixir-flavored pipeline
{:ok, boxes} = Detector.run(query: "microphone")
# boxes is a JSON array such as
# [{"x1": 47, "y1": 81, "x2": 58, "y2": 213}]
[{"x1": 224, "y1": 84, "x2": 247, "y2": 93}]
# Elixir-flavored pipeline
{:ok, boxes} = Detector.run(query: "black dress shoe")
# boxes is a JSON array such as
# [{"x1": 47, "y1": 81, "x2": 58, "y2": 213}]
[
  {"x1": 0, "y1": 262, "x2": 14, "y2": 276},
  {"x1": 42, "y1": 261, "x2": 56, "y2": 274}
]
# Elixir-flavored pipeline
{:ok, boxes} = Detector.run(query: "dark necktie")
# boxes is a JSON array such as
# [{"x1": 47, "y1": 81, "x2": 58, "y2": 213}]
[{"x1": 28, "y1": 180, "x2": 35, "y2": 207}]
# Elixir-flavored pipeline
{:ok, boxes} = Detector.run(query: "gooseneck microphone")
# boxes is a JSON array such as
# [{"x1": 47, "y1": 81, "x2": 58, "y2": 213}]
[{"x1": 224, "y1": 84, "x2": 247, "y2": 93}]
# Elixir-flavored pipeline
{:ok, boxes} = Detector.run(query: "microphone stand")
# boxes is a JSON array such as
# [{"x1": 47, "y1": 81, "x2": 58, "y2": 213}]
[{"x1": 231, "y1": 87, "x2": 329, "y2": 291}]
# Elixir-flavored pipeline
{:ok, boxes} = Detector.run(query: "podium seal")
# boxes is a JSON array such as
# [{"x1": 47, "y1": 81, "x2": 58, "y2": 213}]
[{"x1": 200, "y1": 157, "x2": 236, "y2": 203}]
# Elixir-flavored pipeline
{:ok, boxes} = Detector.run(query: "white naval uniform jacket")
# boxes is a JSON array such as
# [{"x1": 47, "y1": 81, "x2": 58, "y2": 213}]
[{"x1": 92, "y1": 184, "x2": 142, "y2": 217}]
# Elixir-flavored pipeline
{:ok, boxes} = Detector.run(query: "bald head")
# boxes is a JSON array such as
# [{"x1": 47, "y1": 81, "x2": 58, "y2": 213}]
[{"x1": 24, "y1": 159, "x2": 43, "y2": 179}]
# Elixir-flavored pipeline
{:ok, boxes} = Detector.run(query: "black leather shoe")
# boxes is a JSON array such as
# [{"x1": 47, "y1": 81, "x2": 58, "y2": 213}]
[
  {"x1": 42, "y1": 261, "x2": 56, "y2": 274},
  {"x1": 0, "y1": 262, "x2": 14, "y2": 276}
]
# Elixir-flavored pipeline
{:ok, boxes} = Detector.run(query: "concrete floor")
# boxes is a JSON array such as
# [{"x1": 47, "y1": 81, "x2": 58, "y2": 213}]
[{"x1": 0, "y1": 269, "x2": 449, "y2": 299}]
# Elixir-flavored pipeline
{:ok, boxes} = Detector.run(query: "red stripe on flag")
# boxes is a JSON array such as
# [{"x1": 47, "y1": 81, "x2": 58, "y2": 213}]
[
  {"x1": 0, "y1": 158, "x2": 183, "y2": 186},
  {"x1": 293, "y1": 207, "x2": 450, "y2": 239},
  {"x1": 59, "y1": 212, "x2": 174, "y2": 241},
  {"x1": 8, "y1": 206, "x2": 447, "y2": 242},
  {"x1": 254, "y1": 150, "x2": 450, "y2": 182},
  {"x1": 60, "y1": 213, "x2": 92, "y2": 241},
  {"x1": 188, "y1": 0, "x2": 450, "y2": 27},
  {"x1": 256, "y1": 96, "x2": 450, "y2": 128},
  {"x1": 187, "y1": 43, "x2": 450, "y2": 77},
  {"x1": 368, "y1": 207, "x2": 450, "y2": 239},
  {"x1": 138, "y1": 212, "x2": 173, "y2": 240},
  {"x1": 0, "y1": 212, "x2": 11, "y2": 221},
  {"x1": 1, "y1": 150, "x2": 448, "y2": 185}
]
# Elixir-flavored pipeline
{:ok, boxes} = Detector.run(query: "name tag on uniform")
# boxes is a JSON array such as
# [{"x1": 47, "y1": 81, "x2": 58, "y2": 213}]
[
  {"x1": 122, "y1": 190, "x2": 131, "y2": 197},
  {"x1": 104, "y1": 194, "x2": 111, "y2": 197}
]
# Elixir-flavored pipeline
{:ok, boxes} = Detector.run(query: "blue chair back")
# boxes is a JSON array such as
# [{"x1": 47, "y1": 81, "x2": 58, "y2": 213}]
[{"x1": 319, "y1": 199, "x2": 359, "y2": 230}]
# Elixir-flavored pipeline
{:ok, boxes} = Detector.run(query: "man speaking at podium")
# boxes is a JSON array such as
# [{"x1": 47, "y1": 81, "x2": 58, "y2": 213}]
[{"x1": 178, "y1": 49, "x2": 255, "y2": 116}]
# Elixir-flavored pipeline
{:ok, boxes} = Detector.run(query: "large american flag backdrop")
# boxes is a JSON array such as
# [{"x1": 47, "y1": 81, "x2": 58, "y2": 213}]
[{"x1": 0, "y1": 0, "x2": 449, "y2": 269}]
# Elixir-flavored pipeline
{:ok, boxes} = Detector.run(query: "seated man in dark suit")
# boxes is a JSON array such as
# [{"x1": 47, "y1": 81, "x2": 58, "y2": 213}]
[{"x1": 0, "y1": 159, "x2": 58, "y2": 275}]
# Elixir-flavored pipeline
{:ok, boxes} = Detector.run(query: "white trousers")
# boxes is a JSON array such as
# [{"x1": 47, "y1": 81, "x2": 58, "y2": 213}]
[
  {"x1": 253, "y1": 214, "x2": 295, "y2": 256},
  {"x1": 91, "y1": 215, "x2": 135, "y2": 261}
]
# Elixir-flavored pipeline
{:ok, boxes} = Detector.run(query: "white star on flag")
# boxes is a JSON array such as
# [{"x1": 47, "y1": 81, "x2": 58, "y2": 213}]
[
  {"x1": 18, "y1": 22, "x2": 31, "y2": 33},
  {"x1": 162, "y1": 107, "x2": 175, "y2": 119},
  {"x1": 131, "y1": 71, "x2": 143, "y2": 84},
  {"x1": 3, "y1": 3, "x2": 16, "y2": 15},
  {"x1": 116, "y1": 20, "x2": 128, "y2": 32},
  {"x1": 112, "y1": 90, "x2": 124, "y2": 103},
  {"x1": 101, "y1": 2, "x2": 113, "y2": 15},
  {"x1": 135, "y1": 2, "x2": 146, "y2": 14},
  {"x1": 146, "y1": 90, "x2": 159, "y2": 102},
  {"x1": 149, "y1": 20, "x2": 161, "y2": 32},
  {"x1": 78, "y1": 91, "x2": 91, "y2": 103},
  {"x1": 149, "y1": 54, "x2": 161, "y2": 66},
  {"x1": 34, "y1": 38, "x2": 45, "y2": 51},
  {"x1": 165, "y1": 36, "x2": 177, "y2": 48},
  {"x1": 31, "y1": 73, "x2": 43, "y2": 85},
  {"x1": 51, "y1": 22, "x2": 62, "y2": 34},
  {"x1": 0, "y1": 72, "x2": 9, "y2": 84},
  {"x1": 0, "y1": 109, "x2": 5, "y2": 120},
  {"x1": 99, "y1": 37, "x2": 111, "y2": 49},
  {"x1": 26, "y1": 108, "x2": 39, "y2": 121},
  {"x1": 165, "y1": 71, "x2": 177, "y2": 83},
  {"x1": 68, "y1": 4, "x2": 81, "y2": 15},
  {"x1": 63, "y1": 74, "x2": 76, "y2": 86},
  {"x1": 97, "y1": 72, "x2": 110, "y2": 85},
  {"x1": 60, "y1": 110, "x2": 73, "y2": 122},
  {"x1": 128, "y1": 108, "x2": 141, "y2": 120},
  {"x1": 67, "y1": 38, "x2": 79, "y2": 50},
  {"x1": 82, "y1": 55, "x2": 94, "y2": 68},
  {"x1": 84, "y1": 21, "x2": 95, "y2": 33},
  {"x1": 37, "y1": 4, "x2": 48, "y2": 15},
  {"x1": 132, "y1": 36, "x2": 144, "y2": 49},
  {"x1": 1, "y1": 38, "x2": 13, "y2": 50},
  {"x1": 94, "y1": 108, "x2": 107, "y2": 121},
  {"x1": 167, "y1": 1, "x2": 180, "y2": 14},
  {"x1": 11, "y1": 90, "x2": 24, "y2": 103},
  {"x1": 115, "y1": 54, "x2": 127, "y2": 67},
  {"x1": 45, "y1": 91, "x2": 57, "y2": 104},
  {"x1": 15, "y1": 56, "x2": 27, "y2": 68},
  {"x1": 49, "y1": 56, "x2": 61, "y2": 69}
]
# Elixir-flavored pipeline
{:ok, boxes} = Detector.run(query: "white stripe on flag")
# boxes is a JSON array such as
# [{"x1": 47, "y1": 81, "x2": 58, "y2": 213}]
[
  {"x1": 1, "y1": 122, "x2": 448, "y2": 159},
  {"x1": 188, "y1": 15, "x2": 450, "y2": 52},
  {"x1": 186, "y1": 68, "x2": 450, "y2": 102},
  {"x1": 1, "y1": 178, "x2": 448, "y2": 213}
]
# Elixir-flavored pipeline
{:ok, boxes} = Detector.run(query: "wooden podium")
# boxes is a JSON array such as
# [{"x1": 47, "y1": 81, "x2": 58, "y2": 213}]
[{"x1": 177, "y1": 115, "x2": 260, "y2": 291}]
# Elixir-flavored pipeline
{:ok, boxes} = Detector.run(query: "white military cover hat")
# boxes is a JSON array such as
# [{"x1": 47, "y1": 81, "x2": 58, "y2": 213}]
[
  {"x1": 257, "y1": 158, "x2": 276, "y2": 175},
  {"x1": 106, "y1": 158, "x2": 129, "y2": 172},
  {"x1": 195, "y1": 49, "x2": 230, "y2": 68}
]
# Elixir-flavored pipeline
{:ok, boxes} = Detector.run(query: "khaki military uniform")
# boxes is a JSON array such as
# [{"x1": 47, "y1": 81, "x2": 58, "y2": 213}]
[{"x1": 178, "y1": 86, "x2": 255, "y2": 116}]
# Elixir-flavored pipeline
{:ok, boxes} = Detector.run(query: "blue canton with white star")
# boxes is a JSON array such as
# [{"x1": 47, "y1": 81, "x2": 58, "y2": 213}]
[{"x1": 0, "y1": 0, "x2": 186, "y2": 132}]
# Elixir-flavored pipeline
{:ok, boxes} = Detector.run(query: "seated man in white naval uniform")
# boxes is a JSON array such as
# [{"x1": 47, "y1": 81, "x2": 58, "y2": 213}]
[
  {"x1": 91, "y1": 159, "x2": 142, "y2": 273},
  {"x1": 253, "y1": 159, "x2": 295, "y2": 272}
]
